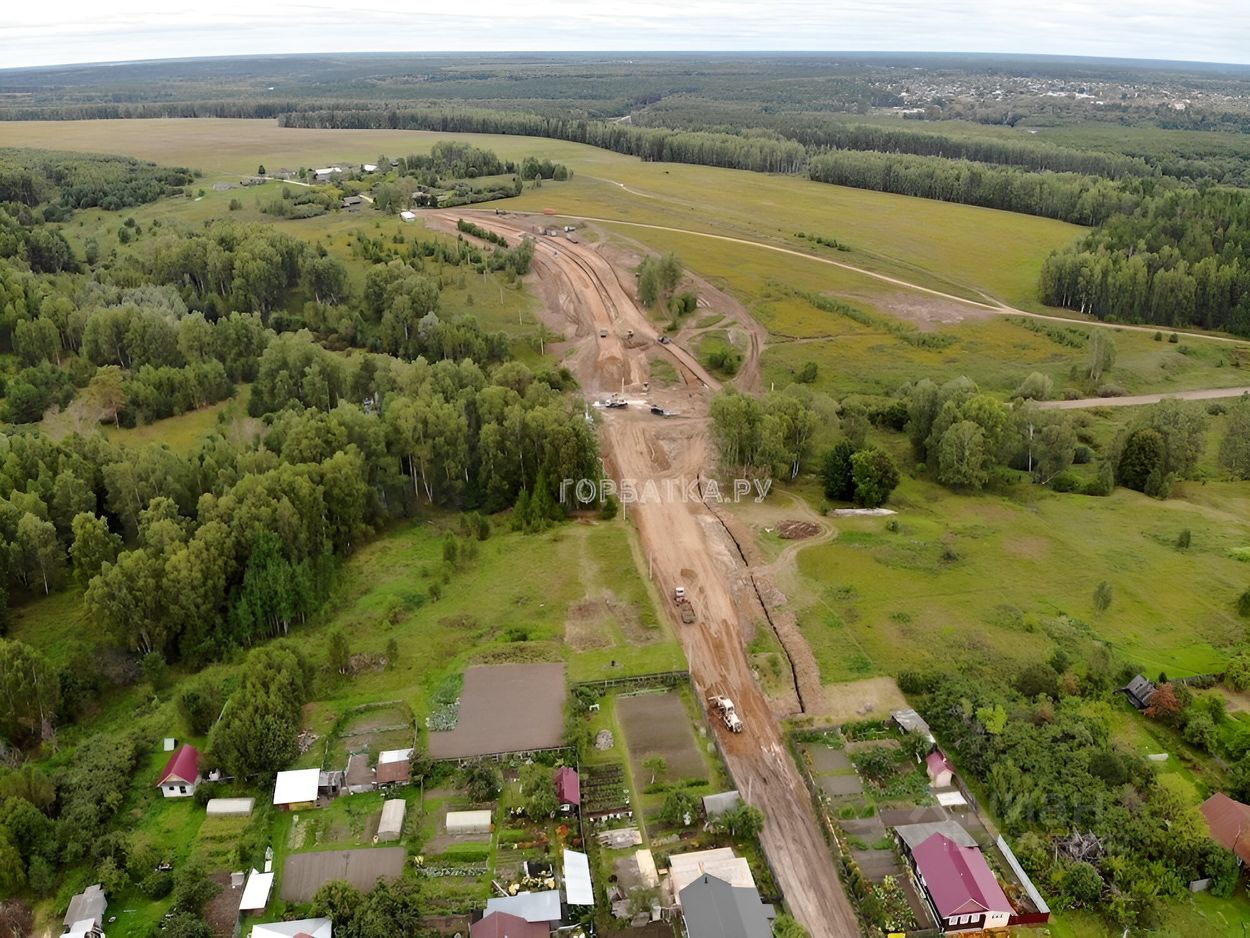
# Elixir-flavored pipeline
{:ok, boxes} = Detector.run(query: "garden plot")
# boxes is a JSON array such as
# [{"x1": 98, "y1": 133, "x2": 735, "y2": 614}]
[
  {"x1": 326, "y1": 702, "x2": 416, "y2": 769},
  {"x1": 280, "y1": 846, "x2": 406, "y2": 901},
  {"x1": 616, "y1": 692, "x2": 707, "y2": 783},
  {"x1": 428, "y1": 663, "x2": 566, "y2": 759},
  {"x1": 583, "y1": 762, "x2": 632, "y2": 817}
]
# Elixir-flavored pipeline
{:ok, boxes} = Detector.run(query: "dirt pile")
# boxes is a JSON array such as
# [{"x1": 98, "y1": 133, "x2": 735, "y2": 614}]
[{"x1": 777, "y1": 520, "x2": 821, "y2": 539}]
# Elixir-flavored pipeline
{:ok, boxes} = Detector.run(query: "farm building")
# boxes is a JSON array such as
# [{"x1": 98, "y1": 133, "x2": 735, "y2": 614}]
[
  {"x1": 362, "y1": 164, "x2": 378, "y2": 172},
  {"x1": 563, "y1": 848, "x2": 594, "y2": 906},
  {"x1": 206, "y1": 797, "x2": 254, "y2": 816},
  {"x1": 312, "y1": 167, "x2": 343, "y2": 181},
  {"x1": 909, "y1": 833, "x2": 1013, "y2": 932},
  {"x1": 62, "y1": 884, "x2": 106, "y2": 938},
  {"x1": 891, "y1": 708, "x2": 935, "y2": 741},
  {"x1": 400, "y1": 210, "x2": 417, "y2": 222},
  {"x1": 678, "y1": 873, "x2": 773, "y2": 938},
  {"x1": 376, "y1": 748, "x2": 412, "y2": 785},
  {"x1": 471, "y1": 910, "x2": 548, "y2": 938},
  {"x1": 341, "y1": 195, "x2": 363, "y2": 209},
  {"x1": 318, "y1": 770, "x2": 344, "y2": 798},
  {"x1": 484, "y1": 890, "x2": 562, "y2": 927},
  {"x1": 239, "y1": 869, "x2": 274, "y2": 913},
  {"x1": 670, "y1": 847, "x2": 756, "y2": 904},
  {"x1": 155, "y1": 744, "x2": 201, "y2": 798},
  {"x1": 272, "y1": 768, "x2": 319, "y2": 809},
  {"x1": 1201, "y1": 793, "x2": 1250, "y2": 864},
  {"x1": 251, "y1": 919, "x2": 332, "y2": 938},
  {"x1": 702, "y1": 790, "x2": 741, "y2": 818},
  {"x1": 377, "y1": 799, "x2": 406, "y2": 842},
  {"x1": 447, "y1": 809, "x2": 493, "y2": 834},
  {"x1": 926, "y1": 750, "x2": 956, "y2": 788},
  {"x1": 554, "y1": 766, "x2": 580, "y2": 811},
  {"x1": 1121, "y1": 674, "x2": 1158, "y2": 710}
]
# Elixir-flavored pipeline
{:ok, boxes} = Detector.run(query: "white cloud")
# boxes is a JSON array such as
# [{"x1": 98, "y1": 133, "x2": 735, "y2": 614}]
[{"x1": 1, "y1": 0, "x2": 1248, "y2": 68}]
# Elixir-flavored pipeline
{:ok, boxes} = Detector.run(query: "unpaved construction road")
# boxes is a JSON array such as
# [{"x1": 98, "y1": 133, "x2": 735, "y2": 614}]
[
  {"x1": 442, "y1": 211, "x2": 860, "y2": 937},
  {"x1": 1039, "y1": 385, "x2": 1250, "y2": 409}
]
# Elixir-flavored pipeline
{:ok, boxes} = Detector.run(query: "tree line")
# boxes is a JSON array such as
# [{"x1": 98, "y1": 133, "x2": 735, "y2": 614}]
[
  {"x1": 279, "y1": 107, "x2": 809, "y2": 174},
  {"x1": 1039, "y1": 187, "x2": 1250, "y2": 335}
]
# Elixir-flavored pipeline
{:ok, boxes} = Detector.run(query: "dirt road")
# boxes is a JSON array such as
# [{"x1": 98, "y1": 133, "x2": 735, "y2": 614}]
[
  {"x1": 554, "y1": 213, "x2": 1250, "y2": 347},
  {"x1": 1039, "y1": 386, "x2": 1250, "y2": 409},
  {"x1": 447, "y1": 212, "x2": 860, "y2": 937}
]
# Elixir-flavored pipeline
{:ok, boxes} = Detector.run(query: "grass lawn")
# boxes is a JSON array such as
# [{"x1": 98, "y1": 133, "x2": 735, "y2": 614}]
[{"x1": 784, "y1": 446, "x2": 1250, "y2": 685}]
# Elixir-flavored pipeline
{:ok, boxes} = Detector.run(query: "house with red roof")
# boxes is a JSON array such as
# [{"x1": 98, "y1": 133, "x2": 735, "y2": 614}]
[
  {"x1": 554, "y1": 766, "x2": 580, "y2": 813},
  {"x1": 926, "y1": 750, "x2": 955, "y2": 788},
  {"x1": 1201, "y1": 792, "x2": 1250, "y2": 865},
  {"x1": 156, "y1": 744, "x2": 201, "y2": 798},
  {"x1": 470, "y1": 910, "x2": 549, "y2": 938},
  {"x1": 909, "y1": 832, "x2": 1013, "y2": 932}
]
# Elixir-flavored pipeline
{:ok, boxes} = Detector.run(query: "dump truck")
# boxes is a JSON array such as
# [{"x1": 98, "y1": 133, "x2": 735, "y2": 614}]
[{"x1": 708, "y1": 694, "x2": 743, "y2": 733}]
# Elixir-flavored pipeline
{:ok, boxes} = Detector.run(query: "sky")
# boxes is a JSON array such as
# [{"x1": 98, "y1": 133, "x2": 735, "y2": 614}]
[{"x1": 3, "y1": 0, "x2": 1249, "y2": 70}]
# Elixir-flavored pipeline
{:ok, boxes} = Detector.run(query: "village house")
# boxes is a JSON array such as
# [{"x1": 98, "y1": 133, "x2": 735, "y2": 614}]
[
  {"x1": 62, "y1": 884, "x2": 107, "y2": 938},
  {"x1": 376, "y1": 748, "x2": 413, "y2": 786},
  {"x1": 471, "y1": 910, "x2": 547, "y2": 938},
  {"x1": 155, "y1": 744, "x2": 201, "y2": 798},
  {"x1": 251, "y1": 919, "x2": 332, "y2": 938},
  {"x1": 272, "y1": 768, "x2": 319, "y2": 810},
  {"x1": 554, "y1": 766, "x2": 580, "y2": 813},
  {"x1": 678, "y1": 873, "x2": 773, "y2": 938},
  {"x1": 483, "y1": 890, "x2": 562, "y2": 930},
  {"x1": 1201, "y1": 792, "x2": 1250, "y2": 864},
  {"x1": 926, "y1": 750, "x2": 956, "y2": 788},
  {"x1": 1120, "y1": 674, "x2": 1158, "y2": 710},
  {"x1": 908, "y1": 832, "x2": 1014, "y2": 932}
]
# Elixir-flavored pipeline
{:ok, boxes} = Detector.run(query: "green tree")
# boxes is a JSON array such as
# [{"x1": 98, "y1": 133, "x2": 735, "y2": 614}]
[
  {"x1": 659, "y1": 788, "x2": 699, "y2": 827},
  {"x1": 850, "y1": 447, "x2": 900, "y2": 507},
  {"x1": 717, "y1": 803, "x2": 765, "y2": 839},
  {"x1": 171, "y1": 860, "x2": 220, "y2": 914},
  {"x1": 1087, "y1": 330, "x2": 1116, "y2": 382},
  {"x1": 1117, "y1": 427, "x2": 1165, "y2": 493},
  {"x1": 462, "y1": 761, "x2": 501, "y2": 802},
  {"x1": 772, "y1": 913, "x2": 810, "y2": 938},
  {"x1": 327, "y1": 629, "x2": 350, "y2": 675},
  {"x1": 1219, "y1": 398, "x2": 1250, "y2": 480},
  {"x1": 643, "y1": 755, "x2": 667, "y2": 785},
  {"x1": 520, "y1": 764, "x2": 557, "y2": 819},
  {"x1": 15, "y1": 513, "x2": 63, "y2": 594},
  {"x1": 938, "y1": 421, "x2": 989, "y2": 489},
  {"x1": 311, "y1": 879, "x2": 364, "y2": 925},
  {"x1": 0, "y1": 639, "x2": 60, "y2": 742},
  {"x1": 820, "y1": 440, "x2": 856, "y2": 501}
]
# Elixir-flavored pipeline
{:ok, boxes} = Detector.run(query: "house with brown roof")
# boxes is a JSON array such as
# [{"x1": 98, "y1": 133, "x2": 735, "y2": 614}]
[
  {"x1": 1201, "y1": 792, "x2": 1250, "y2": 864},
  {"x1": 376, "y1": 748, "x2": 412, "y2": 786},
  {"x1": 156, "y1": 744, "x2": 201, "y2": 798}
]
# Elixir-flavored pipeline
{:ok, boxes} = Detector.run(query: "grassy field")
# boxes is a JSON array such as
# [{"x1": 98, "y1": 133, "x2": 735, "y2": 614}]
[
  {"x1": 16, "y1": 118, "x2": 1241, "y2": 403},
  {"x1": 768, "y1": 422, "x2": 1250, "y2": 686},
  {"x1": 0, "y1": 118, "x2": 1082, "y2": 310}
]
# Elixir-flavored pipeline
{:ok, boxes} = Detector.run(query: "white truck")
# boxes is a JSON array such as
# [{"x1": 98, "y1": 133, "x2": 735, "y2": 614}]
[{"x1": 708, "y1": 694, "x2": 743, "y2": 733}]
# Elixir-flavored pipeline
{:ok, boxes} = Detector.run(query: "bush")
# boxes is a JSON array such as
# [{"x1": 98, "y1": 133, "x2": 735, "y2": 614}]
[
  {"x1": 1073, "y1": 445, "x2": 1093, "y2": 464},
  {"x1": 1050, "y1": 471, "x2": 1080, "y2": 493}
]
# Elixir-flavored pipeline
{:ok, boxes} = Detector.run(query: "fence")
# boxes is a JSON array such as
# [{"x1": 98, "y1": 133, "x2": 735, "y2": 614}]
[{"x1": 571, "y1": 670, "x2": 690, "y2": 694}]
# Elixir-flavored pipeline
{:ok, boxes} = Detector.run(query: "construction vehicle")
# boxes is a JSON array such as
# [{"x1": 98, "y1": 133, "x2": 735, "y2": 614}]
[
  {"x1": 708, "y1": 694, "x2": 744, "y2": 733},
  {"x1": 673, "y1": 586, "x2": 686, "y2": 602}
]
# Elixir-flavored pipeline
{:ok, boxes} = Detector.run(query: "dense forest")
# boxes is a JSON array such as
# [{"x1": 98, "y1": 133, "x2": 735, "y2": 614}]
[
  {"x1": 1039, "y1": 187, "x2": 1250, "y2": 334},
  {"x1": 0, "y1": 148, "x2": 597, "y2": 733}
]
